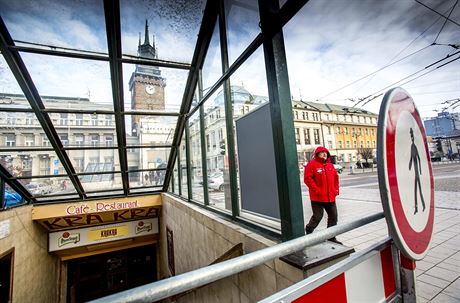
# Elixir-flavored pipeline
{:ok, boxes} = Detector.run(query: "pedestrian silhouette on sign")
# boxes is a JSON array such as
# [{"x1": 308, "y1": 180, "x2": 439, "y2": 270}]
[{"x1": 408, "y1": 128, "x2": 425, "y2": 214}]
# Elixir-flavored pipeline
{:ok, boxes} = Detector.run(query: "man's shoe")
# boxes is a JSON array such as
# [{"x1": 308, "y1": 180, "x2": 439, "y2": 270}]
[{"x1": 329, "y1": 238, "x2": 343, "y2": 245}]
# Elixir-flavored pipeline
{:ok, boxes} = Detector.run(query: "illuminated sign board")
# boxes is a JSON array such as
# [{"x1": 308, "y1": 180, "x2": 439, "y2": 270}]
[{"x1": 48, "y1": 218, "x2": 158, "y2": 252}]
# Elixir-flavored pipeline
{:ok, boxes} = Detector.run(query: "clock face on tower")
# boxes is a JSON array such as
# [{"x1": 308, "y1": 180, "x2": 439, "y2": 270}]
[{"x1": 145, "y1": 85, "x2": 156, "y2": 95}]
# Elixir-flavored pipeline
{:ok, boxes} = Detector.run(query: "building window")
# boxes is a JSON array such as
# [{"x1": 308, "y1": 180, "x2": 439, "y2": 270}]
[
  {"x1": 325, "y1": 114, "x2": 329, "y2": 121},
  {"x1": 39, "y1": 157, "x2": 50, "y2": 175},
  {"x1": 358, "y1": 128, "x2": 362, "y2": 135},
  {"x1": 353, "y1": 141, "x2": 357, "y2": 148},
  {"x1": 344, "y1": 127, "x2": 348, "y2": 135},
  {"x1": 295, "y1": 128, "x2": 300, "y2": 144},
  {"x1": 24, "y1": 134, "x2": 34, "y2": 146},
  {"x1": 366, "y1": 140, "x2": 370, "y2": 147},
  {"x1": 91, "y1": 134, "x2": 99, "y2": 147},
  {"x1": 304, "y1": 128, "x2": 311, "y2": 144},
  {"x1": 59, "y1": 113, "x2": 68, "y2": 126},
  {"x1": 75, "y1": 134, "x2": 84, "y2": 146},
  {"x1": 75, "y1": 158, "x2": 84, "y2": 173},
  {"x1": 302, "y1": 112, "x2": 306, "y2": 120},
  {"x1": 91, "y1": 114, "x2": 98, "y2": 126},
  {"x1": 338, "y1": 141, "x2": 343, "y2": 148},
  {"x1": 371, "y1": 129, "x2": 375, "y2": 136},
  {"x1": 105, "y1": 115, "x2": 113, "y2": 126},
  {"x1": 326, "y1": 126, "x2": 331, "y2": 135},
  {"x1": 5, "y1": 134, "x2": 15, "y2": 147},
  {"x1": 105, "y1": 135, "x2": 113, "y2": 147},
  {"x1": 365, "y1": 128, "x2": 369, "y2": 135},
  {"x1": 6, "y1": 113, "x2": 15, "y2": 125},
  {"x1": 327, "y1": 140, "x2": 333, "y2": 149},
  {"x1": 346, "y1": 141, "x2": 350, "y2": 148},
  {"x1": 206, "y1": 134, "x2": 210, "y2": 152},
  {"x1": 295, "y1": 111, "x2": 299, "y2": 120},
  {"x1": 76, "y1": 114, "x2": 83, "y2": 126},
  {"x1": 42, "y1": 135, "x2": 50, "y2": 147},
  {"x1": 373, "y1": 140, "x2": 376, "y2": 147},
  {"x1": 59, "y1": 134, "x2": 69, "y2": 146},
  {"x1": 25, "y1": 113, "x2": 34, "y2": 125},
  {"x1": 313, "y1": 129, "x2": 320, "y2": 144},
  {"x1": 337, "y1": 127, "x2": 341, "y2": 134},
  {"x1": 360, "y1": 141, "x2": 364, "y2": 148},
  {"x1": 218, "y1": 129, "x2": 223, "y2": 142},
  {"x1": 351, "y1": 128, "x2": 356, "y2": 136}
]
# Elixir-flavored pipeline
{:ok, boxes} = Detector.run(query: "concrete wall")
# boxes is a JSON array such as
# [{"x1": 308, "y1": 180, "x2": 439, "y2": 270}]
[
  {"x1": 0, "y1": 206, "x2": 59, "y2": 302},
  {"x1": 160, "y1": 193, "x2": 304, "y2": 302}
]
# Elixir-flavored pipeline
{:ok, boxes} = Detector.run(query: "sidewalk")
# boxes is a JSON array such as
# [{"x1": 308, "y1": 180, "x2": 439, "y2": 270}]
[{"x1": 302, "y1": 187, "x2": 460, "y2": 302}]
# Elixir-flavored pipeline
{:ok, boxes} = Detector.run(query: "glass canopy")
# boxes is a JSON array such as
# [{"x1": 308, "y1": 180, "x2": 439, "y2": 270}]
[{"x1": 1, "y1": 0, "x2": 458, "y2": 239}]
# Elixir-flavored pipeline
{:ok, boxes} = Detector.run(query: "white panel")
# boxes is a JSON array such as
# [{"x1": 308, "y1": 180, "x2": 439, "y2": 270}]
[
  {"x1": 49, "y1": 218, "x2": 158, "y2": 252},
  {"x1": 345, "y1": 253, "x2": 385, "y2": 302}
]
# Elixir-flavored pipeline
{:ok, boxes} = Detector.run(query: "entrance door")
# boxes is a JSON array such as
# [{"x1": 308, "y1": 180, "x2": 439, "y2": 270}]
[
  {"x1": 0, "y1": 249, "x2": 14, "y2": 303},
  {"x1": 67, "y1": 244, "x2": 157, "y2": 303}
]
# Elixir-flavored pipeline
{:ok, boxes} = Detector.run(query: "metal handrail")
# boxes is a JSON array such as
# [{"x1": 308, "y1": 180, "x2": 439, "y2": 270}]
[{"x1": 89, "y1": 212, "x2": 384, "y2": 303}]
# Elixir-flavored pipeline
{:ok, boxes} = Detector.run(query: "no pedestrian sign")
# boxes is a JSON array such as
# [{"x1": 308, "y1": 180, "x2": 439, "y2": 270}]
[{"x1": 377, "y1": 87, "x2": 434, "y2": 260}]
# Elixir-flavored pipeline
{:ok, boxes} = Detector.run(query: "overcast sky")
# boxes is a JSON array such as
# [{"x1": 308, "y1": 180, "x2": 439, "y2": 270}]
[{"x1": 0, "y1": 0, "x2": 458, "y2": 118}]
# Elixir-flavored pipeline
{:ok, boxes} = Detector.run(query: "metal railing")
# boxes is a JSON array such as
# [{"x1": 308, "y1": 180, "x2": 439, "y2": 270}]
[{"x1": 89, "y1": 212, "x2": 384, "y2": 303}]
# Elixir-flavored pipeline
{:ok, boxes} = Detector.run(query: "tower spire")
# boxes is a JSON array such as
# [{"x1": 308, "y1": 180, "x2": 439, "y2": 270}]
[
  {"x1": 144, "y1": 19, "x2": 150, "y2": 45},
  {"x1": 138, "y1": 32, "x2": 141, "y2": 46}
]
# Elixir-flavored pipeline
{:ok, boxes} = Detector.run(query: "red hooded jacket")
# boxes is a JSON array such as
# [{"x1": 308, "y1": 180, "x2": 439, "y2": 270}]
[{"x1": 304, "y1": 146, "x2": 339, "y2": 203}]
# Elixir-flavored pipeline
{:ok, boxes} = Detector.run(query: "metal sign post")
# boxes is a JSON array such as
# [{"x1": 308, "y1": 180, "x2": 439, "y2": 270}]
[{"x1": 377, "y1": 87, "x2": 435, "y2": 301}]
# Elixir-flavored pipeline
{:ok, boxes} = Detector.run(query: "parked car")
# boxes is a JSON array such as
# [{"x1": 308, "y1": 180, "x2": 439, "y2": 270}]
[
  {"x1": 333, "y1": 164, "x2": 343, "y2": 174},
  {"x1": 25, "y1": 182, "x2": 51, "y2": 195},
  {"x1": 207, "y1": 172, "x2": 224, "y2": 191}
]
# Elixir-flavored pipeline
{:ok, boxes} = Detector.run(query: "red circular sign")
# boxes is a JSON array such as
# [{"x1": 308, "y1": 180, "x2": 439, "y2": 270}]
[{"x1": 377, "y1": 87, "x2": 434, "y2": 260}]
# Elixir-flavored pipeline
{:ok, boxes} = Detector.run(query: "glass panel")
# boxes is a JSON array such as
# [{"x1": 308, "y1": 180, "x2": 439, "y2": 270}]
[
  {"x1": 224, "y1": 0, "x2": 260, "y2": 65},
  {"x1": 120, "y1": 0, "x2": 203, "y2": 63},
  {"x1": 0, "y1": 111, "x2": 46, "y2": 148},
  {"x1": 229, "y1": 47, "x2": 268, "y2": 213},
  {"x1": 188, "y1": 111, "x2": 204, "y2": 202},
  {"x1": 0, "y1": 0, "x2": 107, "y2": 52},
  {"x1": 78, "y1": 172, "x2": 123, "y2": 192},
  {"x1": 179, "y1": 131, "x2": 188, "y2": 199},
  {"x1": 173, "y1": 156, "x2": 179, "y2": 195},
  {"x1": 48, "y1": 113, "x2": 117, "y2": 147},
  {"x1": 130, "y1": 187, "x2": 162, "y2": 194},
  {"x1": 0, "y1": 56, "x2": 26, "y2": 99},
  {"x1": 123, "y1": 63, "x2": 187, "y2": 115},
  {"x1": 21, "y1": 53, "x2": 113, "y2": 109},
  {"x1": 67, "y1": 149, "x2": 120, "y2": 174},
  {"x1": 125, "y1": 115, "x2": 176, "y2": 144},
  {"x1": 3, "y1": 184, "x2": 25, "y2": 208},
  {"x1": 127, "y1": 148, "x2": 169, "y2": 172},
  {"x1": 202, "y1": 87, "x2": 229, "y2": 209},
  {"x1": 19, "y1": 176, "x2": 75, "y2": 196},
  {"x1": 35, "y1": 194, "x2": 80, "y2": 203},
  {"x1": 132, "y1": 170, "x2": 166, "y2": 188},
  {"x1": 0, "y1": 151, "x2": 66, "y2": 178},
  {"x1": 86, "y1": 190, "x2": 124, "y2": 198},
  {"x1": 201, "y1": 20, "x2": 222, "y2": 94}
]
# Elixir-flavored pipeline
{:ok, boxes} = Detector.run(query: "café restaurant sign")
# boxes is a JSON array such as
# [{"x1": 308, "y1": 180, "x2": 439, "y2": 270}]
[
  {"x1": 49, "y1": 218, "x2": 159, "y2": 252},
  {"x1": 32, "y1": 194, "x2": 161, "y2": 231}
]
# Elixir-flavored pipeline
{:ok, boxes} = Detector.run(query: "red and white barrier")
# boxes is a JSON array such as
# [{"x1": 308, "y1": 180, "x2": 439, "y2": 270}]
[
  {"x1": 293, "y1": 246, "x2": 396, "y2": 303},
  {"x1": 261, "y1": 241, "x2": 399, "y2": 303}
]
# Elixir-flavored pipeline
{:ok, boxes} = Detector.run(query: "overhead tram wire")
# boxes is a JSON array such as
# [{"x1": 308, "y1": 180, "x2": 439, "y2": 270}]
[
  {"x1": 414, "y1": 0, "x2": 460, "y2": 28},
  {"x1": 358, "y1": 51, "x2": 460, "y2": 108},
  {"x1": 316, "y1": 45, "x2": 432, "y2": 101},
  {"x1": 318, "y1": 3, "x2": 459, "y2": 104},
  {"x1": 351, "y1": 10, "x2": 447, "y2": 97},
  {"x1": 432, "y1": 0, "x2": 459, "y2": 43}
]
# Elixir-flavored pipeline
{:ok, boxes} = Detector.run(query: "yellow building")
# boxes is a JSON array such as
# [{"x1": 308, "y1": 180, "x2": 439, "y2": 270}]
[{"x1": 292, "y1": 101, "x2": 378, "y2": 166}]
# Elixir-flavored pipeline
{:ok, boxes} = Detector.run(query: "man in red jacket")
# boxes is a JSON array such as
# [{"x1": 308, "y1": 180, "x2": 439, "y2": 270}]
[{"x1": 304, "y1": 146, "x2": 341, "y2": 244}]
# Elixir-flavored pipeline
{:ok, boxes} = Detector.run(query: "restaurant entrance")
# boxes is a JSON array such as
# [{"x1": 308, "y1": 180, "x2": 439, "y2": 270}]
[{"x1": 67, "y1": 244, "x2": 157, "y2": 303}]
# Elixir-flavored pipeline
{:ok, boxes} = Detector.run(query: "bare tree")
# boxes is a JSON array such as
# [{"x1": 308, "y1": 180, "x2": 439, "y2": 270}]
[{"x1": 357, "y1": 147, "x2": 374, "y2": 169}]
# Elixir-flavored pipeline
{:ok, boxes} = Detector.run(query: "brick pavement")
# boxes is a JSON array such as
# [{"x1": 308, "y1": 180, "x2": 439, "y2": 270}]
[{"x1": 302, "y1": 187, "x2": 460, "y2": 302}]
